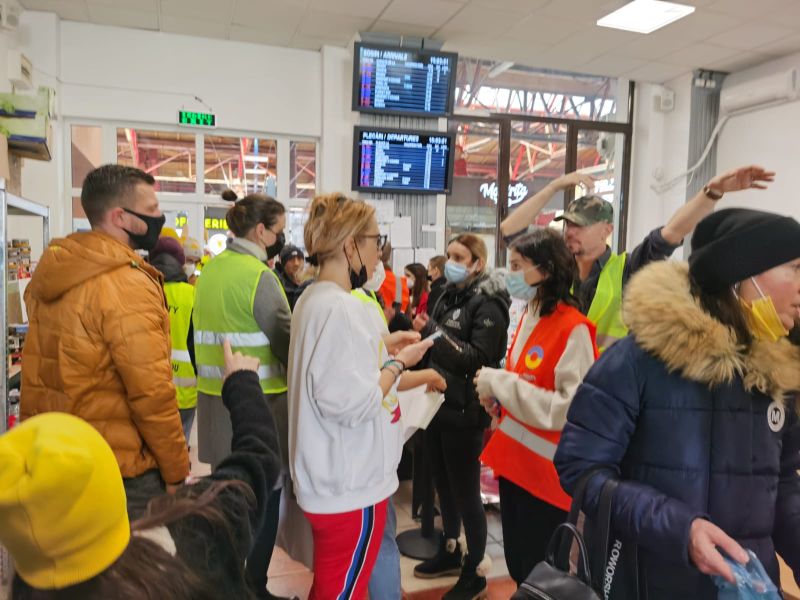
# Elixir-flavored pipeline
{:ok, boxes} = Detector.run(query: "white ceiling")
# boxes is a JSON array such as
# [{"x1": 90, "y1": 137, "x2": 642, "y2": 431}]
[{"x1": 19, "y1": 0, "x2": 800, "y2": 82}]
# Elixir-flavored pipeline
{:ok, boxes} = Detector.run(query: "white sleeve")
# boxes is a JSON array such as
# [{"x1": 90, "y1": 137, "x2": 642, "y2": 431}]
[
  {"x1": 475, "y1": 324, "x2": 595, "y2": 431},
  {"x1": 306, "y1": 301, "x2": 385, "y2": 428}
]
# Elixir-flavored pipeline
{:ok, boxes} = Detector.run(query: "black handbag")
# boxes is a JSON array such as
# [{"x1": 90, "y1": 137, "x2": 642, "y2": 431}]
[{"x1": 511, "y1": 468, "x2": 624, "y2": 600}]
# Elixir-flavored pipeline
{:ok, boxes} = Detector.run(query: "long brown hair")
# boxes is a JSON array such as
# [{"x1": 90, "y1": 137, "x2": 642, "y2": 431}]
[
  {"x1": 404, "y1": 263, "x2": 429, "y2": 317},
  {"x1": 689, "y1": 274, "x2": 753, "y2": 349},
  {"x1": 12, "y1": 480, "x2": 256, "y2": 600}
]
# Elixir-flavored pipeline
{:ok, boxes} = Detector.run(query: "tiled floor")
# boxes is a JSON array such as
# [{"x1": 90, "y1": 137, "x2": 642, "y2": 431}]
[{"x1": 190, "y1": 423, "x2": 514, "y2": 599}]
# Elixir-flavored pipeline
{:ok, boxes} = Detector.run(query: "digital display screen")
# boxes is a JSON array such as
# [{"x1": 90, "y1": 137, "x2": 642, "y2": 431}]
[
  {"x1": 352, "y1": 127, "x2": 454, "y2": 195},
  {"x1": 178, "y1": 110, "x2": 216, "y2": 127},
  {"x1": 352, "y1": 42, "x2": 457, "y2": 117}
]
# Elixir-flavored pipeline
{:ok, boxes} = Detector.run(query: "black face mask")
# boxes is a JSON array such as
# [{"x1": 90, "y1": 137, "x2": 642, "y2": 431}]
[
  {"x1": 123, "y1": 208, "x2": 165, "y2": 251},
  {"x1": 427, "y1": 274, "x2": 433, "y2": 282},
  {"x1": 266, "y1": 231, "x2": 285, "y2": 260},
  {"x1": 347, "y1": 244, "x2": 368, "y2": 289}
]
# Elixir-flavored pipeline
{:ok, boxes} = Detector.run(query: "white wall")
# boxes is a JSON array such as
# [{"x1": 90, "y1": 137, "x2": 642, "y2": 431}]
[
  {"x1": 627, "y1": 73, "x2": 693, "y2": 257},
  {"x1": 59, "y1": 21, "x2": 321, "y2": 137},
  {"x1": 319, "y1": 45, "x2": 357, "y2": 193},
  {"x1": 716, "y1": 52, "x2": 800, "y2": 222},
  {"x1": 5, "y1": 14, "x2": 328, "y2": 246}
]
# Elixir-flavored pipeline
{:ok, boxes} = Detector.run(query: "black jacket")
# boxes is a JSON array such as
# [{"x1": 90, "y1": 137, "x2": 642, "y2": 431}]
[
  {"x1": 275, "y1": 264, "x2": 310, "y2": 311},
  {"x1": 423, "y1": 271, "x2": 510, "y2": 428},
  {"x1": 160, "y1": 370, "x2": 281, "y2": 598},
  {"x1": 428, "y1": 276, "x2": 446, "y2": 311}
]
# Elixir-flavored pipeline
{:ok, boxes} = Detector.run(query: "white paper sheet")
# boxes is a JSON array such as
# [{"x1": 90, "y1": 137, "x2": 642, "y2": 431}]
[
  {"x1": 398, "y1": 384, "x2": 445, "y2": 442},
  {"x1": 390, "y1": 216, "x2": 413, "y2": 248}
]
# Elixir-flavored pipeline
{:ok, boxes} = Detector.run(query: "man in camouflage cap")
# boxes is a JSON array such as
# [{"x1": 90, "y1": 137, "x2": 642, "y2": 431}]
[{"x1": 500, "y1": 166, "x2": 774, "y2": 351}]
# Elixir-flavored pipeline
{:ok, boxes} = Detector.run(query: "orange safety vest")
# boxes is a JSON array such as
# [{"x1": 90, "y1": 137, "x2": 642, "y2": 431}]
[
  {"x1": 379, "y1": 268, "x2": 410, "y2": 313},
  {"x1": 480, "y1": 303, "x2": 598, "y2": 511}
]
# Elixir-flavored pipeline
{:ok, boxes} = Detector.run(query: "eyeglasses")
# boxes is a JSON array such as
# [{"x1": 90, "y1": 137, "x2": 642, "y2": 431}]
[{"x1": 360, "y1": 234, "x2": 388, "y2": 249}]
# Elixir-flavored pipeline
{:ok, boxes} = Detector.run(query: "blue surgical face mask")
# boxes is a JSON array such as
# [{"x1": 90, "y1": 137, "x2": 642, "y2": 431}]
[
  {"x1": 444, "y1": 260, "x2": 469, "y2": 284},
  {"x1": 505, "y1": 270, "x2": 539, "y2": 302}
]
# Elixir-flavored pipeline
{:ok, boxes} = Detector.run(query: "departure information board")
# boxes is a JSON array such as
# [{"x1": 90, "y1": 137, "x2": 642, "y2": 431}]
[
  {"x1": 353, "y1": 43, "x2": 457, "y2": 117},
  {"x1": 352, "y1": 127, "x2": 454, "y2": 195}
]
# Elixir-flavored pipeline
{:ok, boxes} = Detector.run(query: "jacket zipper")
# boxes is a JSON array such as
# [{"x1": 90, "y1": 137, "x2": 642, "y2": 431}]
[{"x1": 518, "y1": 582, "x2": 557, "y2": 600}]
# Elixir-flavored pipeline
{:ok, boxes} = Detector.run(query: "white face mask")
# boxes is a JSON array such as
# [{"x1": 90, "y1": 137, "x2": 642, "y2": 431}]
[
  {"x1": 183, "y1": 263, "x2": 196, "y2": 278},
  {"x1": 363, "y1": 261, "x2": 386, "y2": 292}
]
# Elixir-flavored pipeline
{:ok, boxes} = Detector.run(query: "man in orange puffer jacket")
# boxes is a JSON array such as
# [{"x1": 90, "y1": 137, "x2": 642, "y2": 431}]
[{"x1": 21, "y1": 165, "x2": 189, "y2": 519}]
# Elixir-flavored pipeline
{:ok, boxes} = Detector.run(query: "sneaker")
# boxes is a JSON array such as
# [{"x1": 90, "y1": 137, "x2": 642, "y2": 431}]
[
  {"x1": 413, "y1": 535, "x2": 463, "y2": 579},
  {"x1": 442, "y1": 569, "x2": 488, "y2": 600}
]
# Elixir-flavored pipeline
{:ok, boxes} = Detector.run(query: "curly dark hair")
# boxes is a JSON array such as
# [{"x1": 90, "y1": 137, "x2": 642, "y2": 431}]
[{"x1": 510, "y1": 228, "x2": 580, "y2": 317}]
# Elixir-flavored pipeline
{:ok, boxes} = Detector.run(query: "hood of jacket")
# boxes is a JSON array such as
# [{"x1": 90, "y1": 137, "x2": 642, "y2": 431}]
[
  {"x1": 27, "y1": 231, "x2": 163, "y2": 303},
  {"x1": 443, "y1": 269, "x2": 510, "y2": 309},
  {"x1": 623, "y1": 260, "x2": 800, "y2": 402},
  {"x1": 149, "y1": 253, "x2": 187, "y2": 283}
]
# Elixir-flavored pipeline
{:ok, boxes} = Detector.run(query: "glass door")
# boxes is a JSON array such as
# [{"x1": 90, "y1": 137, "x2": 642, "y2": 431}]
[
  {"x1": 158, "y1": 196, "x2": 204, "y2": 244},
  {"x1": 574, "y1": 128, "x2": 627, "y2": 252}
]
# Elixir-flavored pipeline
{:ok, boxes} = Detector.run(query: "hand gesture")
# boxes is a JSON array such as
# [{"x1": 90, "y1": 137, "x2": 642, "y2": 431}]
[
  {"x1": 688, "y1": 518, "x2": 749, "y2": 584},
  {"x1": 413, "y1": 312, "x2": 429, "y2": 333},
  {"x1": 707, "y1": 165, "x2": 774, "y2": 196},
  {"x1": 385, "y1": 330, "x2": 421, "y2": 355},
  {"x1": 396, "y1": 338, "x2": 434, "y2": 369},
  {"x1": 555, "y1": 171, "x2": 596, "y2": 193},
  {"x1": 423, "y1": 368, "x2": 447, "y2": 392},
  {"x1": 222, "y1": 339, "x2": 260, "y2": 383},
  {"x1": 479, "y1": 394, "x2": 501, "y2": 419}
]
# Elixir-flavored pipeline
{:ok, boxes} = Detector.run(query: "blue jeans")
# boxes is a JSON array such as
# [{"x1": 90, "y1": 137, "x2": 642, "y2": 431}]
[{"x1": 368, "y1": 498, "x2": 401, "y2": 600}]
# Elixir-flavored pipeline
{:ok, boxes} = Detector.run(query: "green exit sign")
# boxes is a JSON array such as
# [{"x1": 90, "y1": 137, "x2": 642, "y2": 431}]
[{"x1": 178, "y1": 110, "x2": 216, "y2": 128}]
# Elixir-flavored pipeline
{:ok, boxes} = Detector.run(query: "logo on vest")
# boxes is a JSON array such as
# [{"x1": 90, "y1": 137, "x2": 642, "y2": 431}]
[
  {"x1": 524, "y1": 346, "x2": 544, "y2": 370},
  {"x1": 767, "y1": 400, "x2": 785, "y2": 433}
]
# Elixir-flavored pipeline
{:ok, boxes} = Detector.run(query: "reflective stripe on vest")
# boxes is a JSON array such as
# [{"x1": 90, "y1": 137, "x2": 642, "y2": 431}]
[
  {"x1": 586, "y1": 252, "x2": 628, "y2": 353},
  {"x1": 164, "y1": 282, "x2": 197, "y2": 410},
  {"x1": 193, "y1": 249, "x2": 287, "y2": 396},
  {"x1": 195, "y1": 331, "x2": 270, "y2": 347},
  {"x1": 497, "y1": 417, "x2": 557, "y2": 460}
]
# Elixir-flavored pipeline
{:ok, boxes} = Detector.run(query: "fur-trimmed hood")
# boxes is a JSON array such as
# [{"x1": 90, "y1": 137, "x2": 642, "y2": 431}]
[{"x1": 623, "y1": 260, "x2": 800, "y2": 402}]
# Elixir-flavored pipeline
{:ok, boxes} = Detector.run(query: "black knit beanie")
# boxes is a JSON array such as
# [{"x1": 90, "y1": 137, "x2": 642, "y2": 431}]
[{"x1": 688, "y1": 208, "x2": 800, "y2": 293}]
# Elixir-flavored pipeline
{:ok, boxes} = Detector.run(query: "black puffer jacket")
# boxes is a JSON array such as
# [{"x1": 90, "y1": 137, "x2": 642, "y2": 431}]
[{"x1": 423, "y1": 271, "x2": 510, "y2": 428}]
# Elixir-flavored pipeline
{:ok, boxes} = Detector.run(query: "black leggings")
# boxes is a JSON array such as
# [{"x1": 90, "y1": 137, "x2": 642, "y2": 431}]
[
  {"x1": 426, "y1": 423, "x2": 486, "y2": 570},
  {"x1": 246, "y1": 487, "x2": 282, "y2": 594},
  {"x1": 499, "y1": 477, "x2": 567, "y2": 585}
]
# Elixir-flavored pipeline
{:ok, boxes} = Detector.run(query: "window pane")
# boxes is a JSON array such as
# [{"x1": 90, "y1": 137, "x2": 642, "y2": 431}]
[
  {"x1": 455, "y1": 58, "x2": 620, "y2": 122},
  {"x1": 576, "y1": 129, "x2": 625, "y2": 250},
  {"x1": 204, "y1": 206, "x2": 230, "y2": 256},
  {"x1": 286, "y1": 208, "x2": 308, "y2": 252},
  {"x1": 508, "y1": 121, "x2": 568, "y2": 230},
  {"x1": 204, "y1": 136, "x2": 277, "y2": 196},
  {"x1": 445, "y1": 120, "x2": 500, "y2": 267},
  {"x1": 71, "y1": 125, "x2": 103, "y2": 188},
  {"x1": 290, "y1": 141, "x2": 316, "y2": 199},
  {"x1": 116, "y1": 129, "x2": 197, "y2": 193}
]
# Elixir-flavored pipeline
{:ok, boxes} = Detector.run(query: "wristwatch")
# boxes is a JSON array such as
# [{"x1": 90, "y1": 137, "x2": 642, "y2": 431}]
[{"x1": 703, "y1": 185, "x2": 724, "y2": 201}]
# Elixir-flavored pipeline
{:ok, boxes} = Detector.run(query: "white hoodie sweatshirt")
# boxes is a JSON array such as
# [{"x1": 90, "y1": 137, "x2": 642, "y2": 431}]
[{"x1": 287, "y1": 281, "x2": 402, "y2": 514}]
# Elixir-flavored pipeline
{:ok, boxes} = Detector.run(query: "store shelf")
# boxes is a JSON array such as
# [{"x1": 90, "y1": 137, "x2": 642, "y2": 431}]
[
  {"x1": 6, "y1": 189, "x2": 49, "y2": 218},
  {"x1": 2, "y1": 183, "x2": 49, "y2": 437}
]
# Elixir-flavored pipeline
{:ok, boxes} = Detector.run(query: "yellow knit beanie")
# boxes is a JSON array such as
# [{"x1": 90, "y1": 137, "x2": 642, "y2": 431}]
[{"x1": 0, "y1": 412, "x2": 131, "y2": 589}]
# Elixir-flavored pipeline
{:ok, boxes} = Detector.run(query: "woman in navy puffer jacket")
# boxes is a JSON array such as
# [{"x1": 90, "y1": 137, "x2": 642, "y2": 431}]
[{"x1": 555, "y1": 206, "x2": 800, "y2": 599}]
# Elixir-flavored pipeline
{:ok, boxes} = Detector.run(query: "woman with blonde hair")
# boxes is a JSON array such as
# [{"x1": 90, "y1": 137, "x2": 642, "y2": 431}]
[
  {"x1": 287, "y1": 193, "x2": 433, "y2": 600},
  {"x1": 412, "y1": 233, "x2": 511, "y2": 600}
]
